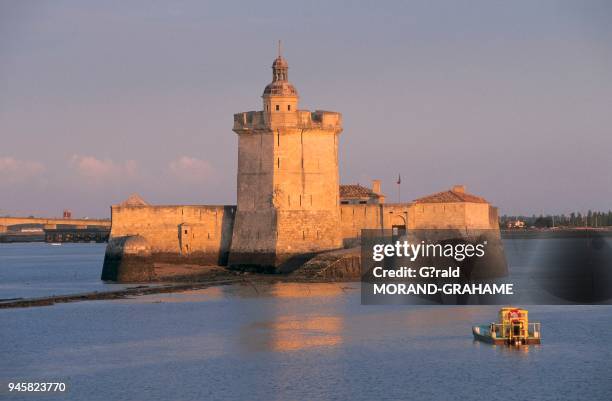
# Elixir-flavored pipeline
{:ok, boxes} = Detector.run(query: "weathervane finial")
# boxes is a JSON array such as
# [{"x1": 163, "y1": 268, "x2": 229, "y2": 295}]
[{"x1": 278, "y1": 40, "x2": 282, "y2": 58}]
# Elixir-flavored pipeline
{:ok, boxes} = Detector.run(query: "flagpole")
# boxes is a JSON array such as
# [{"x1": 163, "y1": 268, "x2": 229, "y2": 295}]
[{"x1": 397, "y1": 174, "x2": 401, "y2": 203}]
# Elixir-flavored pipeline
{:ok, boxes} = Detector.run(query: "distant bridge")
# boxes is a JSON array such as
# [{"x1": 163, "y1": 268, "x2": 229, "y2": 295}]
[
  {"x1": 0, "y1": 216, "x2": 111, "y2": 243},
  {"x1": 0, "y1": 216, "x2": 110, "y2": 230}
]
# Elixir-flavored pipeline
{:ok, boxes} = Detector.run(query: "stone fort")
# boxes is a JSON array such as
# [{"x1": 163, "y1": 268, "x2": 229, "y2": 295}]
[{"x1": 102, "y1": 50, "x2": 500, "y2": 282}]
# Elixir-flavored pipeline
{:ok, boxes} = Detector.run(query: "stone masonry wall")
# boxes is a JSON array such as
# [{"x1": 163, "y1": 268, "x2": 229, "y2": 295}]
[
  {"x1": 108, "y1": 205, "x2": 235, "y2": 263},
  {"x1": 340, "y1": 204, "x2": 410, "y2": 246},
  {"x1": 409, "y1": 202, "x2": 495, "y2": 229},
  {"x1": 340, "y1": 202, "x2": 498, "y2": 245}
]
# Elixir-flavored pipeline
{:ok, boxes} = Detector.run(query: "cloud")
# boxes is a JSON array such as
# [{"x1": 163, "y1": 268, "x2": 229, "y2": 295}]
[
  {"x1": 70, "y1": 155, "x2": 138, "y2": 180},
  {"x1": 0, "y1": 157, "x2": 46, "y2": 184},
  {"x1": 167, "y1": 156, "x2": 214, "y2": 182}
]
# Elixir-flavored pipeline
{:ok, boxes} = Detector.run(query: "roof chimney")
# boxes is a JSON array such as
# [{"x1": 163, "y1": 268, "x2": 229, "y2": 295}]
[
  {"x1": 372, "y1": 179, "x2": 381, "y2": 195},
  {"x1": 452, "y1": 185, "x2": 466, "y2": 194}
]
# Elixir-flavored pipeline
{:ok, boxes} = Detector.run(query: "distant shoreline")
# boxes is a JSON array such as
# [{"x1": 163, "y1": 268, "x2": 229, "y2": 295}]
[
  {"x1": 3, "y1": 227, "x2": 611, "y2": 244},
  {"x1": 501, "y1": 227, "x2": 612, "y2": 239}
]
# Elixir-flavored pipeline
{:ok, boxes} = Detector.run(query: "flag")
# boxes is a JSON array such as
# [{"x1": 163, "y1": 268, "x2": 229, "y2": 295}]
[{"x1": 396, "y1": 174, "x2": 401, "y2": 185}]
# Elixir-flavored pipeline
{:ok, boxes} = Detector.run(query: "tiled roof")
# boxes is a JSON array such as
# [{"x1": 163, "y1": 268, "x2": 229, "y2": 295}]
[
  {"x1": 339, "y1": 184, "x2": 379, "y2": 199},
  {"x1": 413, "y1": 189, "x2": 488, "y2": 204},
  {"x1": 119, "y1": 193, "x2": 149, "y2": 207}
]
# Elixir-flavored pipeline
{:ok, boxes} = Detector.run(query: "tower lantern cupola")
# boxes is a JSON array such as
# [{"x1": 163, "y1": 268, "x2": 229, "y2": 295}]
[
  {"x1": 272, "y1": 55, "x2": 288, "y2": 82},
  {"x1": 262, "y1": 41, "x2": 299, "y2": 116}
]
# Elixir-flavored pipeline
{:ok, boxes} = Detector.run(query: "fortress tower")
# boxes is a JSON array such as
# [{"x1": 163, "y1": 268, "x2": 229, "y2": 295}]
[{"x1": 229, "y1": 46, "x2": 343, "y2": 271}]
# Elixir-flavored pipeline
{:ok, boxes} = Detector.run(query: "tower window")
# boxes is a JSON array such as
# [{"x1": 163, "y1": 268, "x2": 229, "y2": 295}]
[
  {"x1": 287, "y1": 105, "x2": 291, "y2": 111},
  {"x1": 275, "y1": 105, "x2": 279, "y2": 111}
]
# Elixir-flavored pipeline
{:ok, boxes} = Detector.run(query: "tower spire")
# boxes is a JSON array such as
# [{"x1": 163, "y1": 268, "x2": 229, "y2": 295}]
[{"x1": 278, "y1": 40, "x2": 282, "y2": 58}]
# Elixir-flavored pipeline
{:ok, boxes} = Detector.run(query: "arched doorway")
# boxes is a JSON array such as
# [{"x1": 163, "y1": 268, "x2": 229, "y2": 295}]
[{"x1": 391, "y1": 215, "x2": 406, "y2": 237}]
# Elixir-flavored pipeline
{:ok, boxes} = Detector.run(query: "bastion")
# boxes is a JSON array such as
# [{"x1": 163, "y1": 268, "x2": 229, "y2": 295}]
[{"x1": 101, "y1": 196, "x2": 235, "y2": 282}]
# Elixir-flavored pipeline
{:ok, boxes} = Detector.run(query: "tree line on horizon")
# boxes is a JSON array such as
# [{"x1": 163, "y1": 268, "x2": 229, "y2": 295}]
[{"x1": 500, "y1": 210, "x2": 612, "y2": 228}]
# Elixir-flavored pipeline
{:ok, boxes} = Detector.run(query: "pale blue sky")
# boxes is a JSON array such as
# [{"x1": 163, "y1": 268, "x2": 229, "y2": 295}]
[{"x1": 1, "y1": 0, "x2": 611, "y2": 217}]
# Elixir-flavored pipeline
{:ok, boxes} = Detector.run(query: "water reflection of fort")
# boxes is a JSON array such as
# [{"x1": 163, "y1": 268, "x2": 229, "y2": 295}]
[{"x1": 237, "y1": 283, "x2": 349, "y2": 352}]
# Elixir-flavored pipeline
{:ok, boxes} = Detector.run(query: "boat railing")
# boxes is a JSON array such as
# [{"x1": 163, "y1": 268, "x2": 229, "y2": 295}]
[
  {"x1": 528, "y1": 322, "x2": 541, "y2": 338},
  {"x1": 489, "y1": 322, "x2": 541, "y2": 339}
]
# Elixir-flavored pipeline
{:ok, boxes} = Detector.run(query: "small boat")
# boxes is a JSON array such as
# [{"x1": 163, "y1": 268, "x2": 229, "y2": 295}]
[
  {"x1": 473, "y1": 307, "x2": 541, "y2": 346},
  {"x1": 49, "y1": 243, "x2": 62, "y2": 246}
]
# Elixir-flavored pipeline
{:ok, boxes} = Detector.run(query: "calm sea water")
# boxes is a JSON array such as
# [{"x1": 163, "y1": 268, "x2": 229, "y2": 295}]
[
  {"x1": 0, "y1": 243, "x2": 141, "y2": 299},
  {"x1": 1, "y1": 243, "x2": 611, "y2": 401}
]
